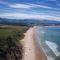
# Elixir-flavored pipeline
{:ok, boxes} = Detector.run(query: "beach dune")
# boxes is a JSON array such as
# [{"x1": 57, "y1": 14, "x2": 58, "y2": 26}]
[{"x1": 22, "y1": 27, "x2": 47, "y2": 60}]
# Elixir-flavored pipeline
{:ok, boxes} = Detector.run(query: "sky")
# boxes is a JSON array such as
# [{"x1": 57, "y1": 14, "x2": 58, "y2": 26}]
[{"x1": 0, "y1": 0, "x2": 60, "y2": 21}]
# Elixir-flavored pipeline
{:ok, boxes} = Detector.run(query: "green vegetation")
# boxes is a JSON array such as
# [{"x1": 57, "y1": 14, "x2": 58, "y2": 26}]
[
  {"x1": 0, "y1": 25, "x2": 29, "y2": 60},
  {"x1": 0, "y1": 25, "x2": 29, "y2": 39}
]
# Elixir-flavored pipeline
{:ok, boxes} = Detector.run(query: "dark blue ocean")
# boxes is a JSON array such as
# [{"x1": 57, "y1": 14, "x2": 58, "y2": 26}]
[{"x1": 36, "y1": 26, "x2": 60, "y2": 60}]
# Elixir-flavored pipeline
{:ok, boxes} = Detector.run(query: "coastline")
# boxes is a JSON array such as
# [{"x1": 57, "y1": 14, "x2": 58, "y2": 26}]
[
  {"x1": 34, "y1": 27, "x2": 47, "y2": 60},
  {"x1": 22, "y1": 26, "x2": 47, "y2": 60}
]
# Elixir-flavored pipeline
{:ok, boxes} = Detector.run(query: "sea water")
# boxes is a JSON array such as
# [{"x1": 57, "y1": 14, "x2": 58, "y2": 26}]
[{"x1": 36, "y1": 26, "x2": 60, "y2": 60}]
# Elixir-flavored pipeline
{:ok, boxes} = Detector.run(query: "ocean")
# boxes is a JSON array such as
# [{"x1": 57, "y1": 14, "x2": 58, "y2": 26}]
[{"x1": 36, "y1": 26, "x2": 60, "y2": 60}]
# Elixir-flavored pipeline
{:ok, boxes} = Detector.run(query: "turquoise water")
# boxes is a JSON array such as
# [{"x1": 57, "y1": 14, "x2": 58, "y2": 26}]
[{"x1": 36, "y1": 26, "x2": 60, "y2": 60}]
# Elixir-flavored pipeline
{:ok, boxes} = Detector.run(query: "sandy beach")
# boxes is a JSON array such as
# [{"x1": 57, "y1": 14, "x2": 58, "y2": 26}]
[{"x1": 22, "y1": 27, "x2": 47, "y2": 60}]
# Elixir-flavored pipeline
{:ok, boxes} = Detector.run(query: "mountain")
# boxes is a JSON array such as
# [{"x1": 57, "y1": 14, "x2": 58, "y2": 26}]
[{"x1": 0, "y1": 18, "x2": 60, "y2": 26}]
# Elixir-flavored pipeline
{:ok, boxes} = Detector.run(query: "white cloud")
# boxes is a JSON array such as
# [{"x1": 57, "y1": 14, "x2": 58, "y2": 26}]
[
  {"x1": 31, "y1": 4, "x2": 52, "y2": 9},
  {"x1": 9, "y1": 4, "x2": 32, "y2": 9},
  {"x1": 9, "y1": 3, "x2": 52, "y2": 9},
  {"x1": 0, "y1": 12, "x2": 60, "y2": 21}
]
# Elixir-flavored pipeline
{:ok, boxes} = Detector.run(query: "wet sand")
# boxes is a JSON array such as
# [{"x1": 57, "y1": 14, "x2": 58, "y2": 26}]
[{"x1": 22, "y1": 27, "x2": 47, "y2": 60}]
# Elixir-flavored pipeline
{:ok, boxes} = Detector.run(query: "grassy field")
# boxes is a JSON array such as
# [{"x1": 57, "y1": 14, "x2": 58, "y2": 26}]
[{"x1": 0, "y1": 25, "x2": 29, "y2": 38}]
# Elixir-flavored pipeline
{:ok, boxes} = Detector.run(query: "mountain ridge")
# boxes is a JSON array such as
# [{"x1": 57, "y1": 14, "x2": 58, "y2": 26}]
[{"x1": 0, "y1": 18, "x2": 60, "y2": 26}]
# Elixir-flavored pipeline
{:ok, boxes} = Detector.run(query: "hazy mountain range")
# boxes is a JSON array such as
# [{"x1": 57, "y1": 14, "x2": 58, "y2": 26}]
[{"x1": 0, "y1": 18, "x2": 60, "y2": 26}]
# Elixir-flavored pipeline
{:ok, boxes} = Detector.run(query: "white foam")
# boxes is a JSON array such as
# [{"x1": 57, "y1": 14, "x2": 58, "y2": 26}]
[
  {"x1": 47, "y1": 56, "x2": 55, "y2": 60},
  {"x1": 45, "y1": 41, "x2": 60, "y2": 56}
]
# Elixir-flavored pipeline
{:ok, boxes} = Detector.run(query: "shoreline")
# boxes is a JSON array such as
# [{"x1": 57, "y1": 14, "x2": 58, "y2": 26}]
[
  {"x1": 22, "y1": 26, "x2": 47, "y2": 60},
  {"x1": 33, "y1": 27, "x2": 47, "y2": 60}
]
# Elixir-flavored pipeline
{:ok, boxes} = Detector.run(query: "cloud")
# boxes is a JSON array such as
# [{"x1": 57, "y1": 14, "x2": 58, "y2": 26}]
[
  {"x1": 9, "y1": 3, "x2": 60, "y2": 11},
  {"x1": 0, "y1": 1, "x2": 59, "y2": 10},
  {"x1": 0, "y1": 12, "x2": 60, "y2": 21},
  {"x1": 31, "y1": 4, "x2": 52, "y2": 9},
  {"x1": 9, "y1": 4, "x2": 32, "y2": 9},
  {"x1": 9, "y1": 3, "x2": 52, "y2": 9}
]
